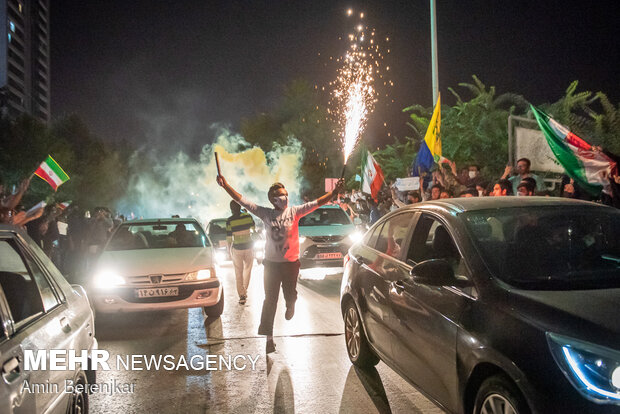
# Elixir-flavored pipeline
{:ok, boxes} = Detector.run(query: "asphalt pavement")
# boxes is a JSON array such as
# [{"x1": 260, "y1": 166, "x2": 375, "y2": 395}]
[{"x1": 91, "y1": 263, "x2": 444, "y2": 413}]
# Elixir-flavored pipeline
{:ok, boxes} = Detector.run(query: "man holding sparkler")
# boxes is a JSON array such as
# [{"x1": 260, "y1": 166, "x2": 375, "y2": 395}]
[{"x1": 216, "y1": 175, "x2": 344, "y2": 353}]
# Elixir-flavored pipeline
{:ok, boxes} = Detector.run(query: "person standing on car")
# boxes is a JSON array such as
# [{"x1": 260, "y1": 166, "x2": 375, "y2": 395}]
[
  {"x1": 226, "y1": 200, "x2": 256, "y2": 305},
  {"x1": 216, "y1": 175, "x2": 344, "y2": 353}
]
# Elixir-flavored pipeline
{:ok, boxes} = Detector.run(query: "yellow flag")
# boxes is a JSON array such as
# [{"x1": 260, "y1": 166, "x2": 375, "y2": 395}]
[{"x1": 423, "y1": 93, "x2": 441, "y2": 161}]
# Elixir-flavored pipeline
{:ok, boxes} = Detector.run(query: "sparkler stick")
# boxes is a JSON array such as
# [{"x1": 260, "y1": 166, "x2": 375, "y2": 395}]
[{"x1": 214, "y1": 152, "x2": 222, "y2": 176}]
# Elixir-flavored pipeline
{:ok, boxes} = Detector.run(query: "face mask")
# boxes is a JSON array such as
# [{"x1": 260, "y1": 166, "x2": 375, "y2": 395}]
[
  {"x1": 272, "y1": 195, "x2": 288, "y2": 209},
  {"x1": 478, "y1": 190, "x2": 484, "y2": 197},
  {"x1": 469, "y1": 171, "x2": 478, "y2": 179}
]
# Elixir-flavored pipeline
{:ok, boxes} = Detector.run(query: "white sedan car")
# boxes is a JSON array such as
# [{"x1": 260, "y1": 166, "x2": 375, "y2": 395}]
[{"x1": 89, "y1": 218, "x2": 223, "y2": 317}]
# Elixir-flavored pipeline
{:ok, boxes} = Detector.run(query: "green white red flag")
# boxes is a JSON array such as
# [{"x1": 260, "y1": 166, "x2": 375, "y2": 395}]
[
  {"x1": 58, "y1": 200, "x2": 72, "y2": 210},
  {"x1": 531, "y1": 106, "x2": 617, "y2": 196},
  {"x1": 34, "y1": 155, "x2": 70, "y2": 191},
  {"x1": 361, "y1": 149, "x2": 384, "y2": 200}
]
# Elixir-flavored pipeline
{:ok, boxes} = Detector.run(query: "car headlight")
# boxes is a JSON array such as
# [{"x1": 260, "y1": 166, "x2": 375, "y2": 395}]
[
  {"x1": 299, "y1": 236, "x2": 307, "y2": 243},
  {"x1": 348, "y1": 231, "x2": 364, "y2": 243},
  {"x1": 94, "y1": 270, "x2": 125, "y2": 289},
  {"x1": 547, "y1": 332, "x2": 620, "y2": 404},
  {"x1": 185, "y1": 269, "x2": 214, "y2": 281}
]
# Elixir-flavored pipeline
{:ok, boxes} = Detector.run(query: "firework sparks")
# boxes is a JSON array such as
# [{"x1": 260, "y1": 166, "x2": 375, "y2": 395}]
[{"x1": 327, "y1": 9, "x2": 390, "y2": 167}]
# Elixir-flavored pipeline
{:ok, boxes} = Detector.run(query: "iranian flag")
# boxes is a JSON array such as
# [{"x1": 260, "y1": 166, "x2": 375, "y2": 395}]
[
  {"x1": 58, "y1": 200, "x2": 72, "y2": 210},
  {"x1": 34, "y1": 155, "x2": 70, "y2": 191},
  {"x1": 531, "y1": 105, "x2": 617, "y2": 196},
  {"x1": 361, "y1": 150, "x2": 384, "y2": 200}
]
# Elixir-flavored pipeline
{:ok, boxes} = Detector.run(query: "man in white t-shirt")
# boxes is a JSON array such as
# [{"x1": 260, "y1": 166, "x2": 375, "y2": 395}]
[{"x1": 217, "y1": 175, "x2": 344, "y2": 353}]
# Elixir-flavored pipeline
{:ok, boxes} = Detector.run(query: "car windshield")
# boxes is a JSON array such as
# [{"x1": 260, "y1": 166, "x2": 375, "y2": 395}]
[
  {"x1": 208, "y1": 220, "x2": 227, "y2": 237},
  {"x1": 299, "y1": 208, "x2": 351, "y2": 226},
  {"x1": 106, "y1": 222, "x2": 210, "y2": 250},
  {"x1": 462, "y1": 206, "x2": 620, "y2": 290}
]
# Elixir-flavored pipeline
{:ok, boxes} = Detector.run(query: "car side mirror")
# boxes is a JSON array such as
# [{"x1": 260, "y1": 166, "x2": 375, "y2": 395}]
[{"x1": 410, "y1": 259, "x2": 458, "y2": 286}]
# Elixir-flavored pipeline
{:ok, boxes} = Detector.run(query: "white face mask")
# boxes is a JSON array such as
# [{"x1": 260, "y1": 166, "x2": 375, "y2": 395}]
[
  {"x1": 469, "y1": 171, "x2": 478, "y2": 179},
  {"x1": 478, "y1": 190, "x2": 484, "y2": 197},
  {"x1": 272, "y1": 195, "x2": 289, "y2": 210}
]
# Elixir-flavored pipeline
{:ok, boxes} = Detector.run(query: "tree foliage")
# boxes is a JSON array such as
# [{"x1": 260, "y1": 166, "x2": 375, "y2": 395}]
[{"x1": 0, "y1": 114, "x2": 130, "y2": 209}]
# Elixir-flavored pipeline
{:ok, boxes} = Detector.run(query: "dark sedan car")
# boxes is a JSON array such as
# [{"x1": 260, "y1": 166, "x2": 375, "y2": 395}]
[{"x1": 340, "y1": 197, "x2": 620, "y2": 414}]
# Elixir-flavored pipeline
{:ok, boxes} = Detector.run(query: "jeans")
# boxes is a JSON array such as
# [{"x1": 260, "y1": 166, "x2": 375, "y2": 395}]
[{"x1": 258, "y1": 259, "x2": 300, "y2": 336}]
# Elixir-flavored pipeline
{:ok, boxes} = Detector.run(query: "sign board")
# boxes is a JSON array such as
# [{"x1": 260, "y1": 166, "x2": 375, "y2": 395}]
[
  {"x1": 514, "y1": 127, "x2": 564, "y2": 173},
  {"x1": 394, "y1": 177, "x2": 420, "y2": 191},
  {"x1": 325, "y1": 178, "x2": 339, "y2": 192}
]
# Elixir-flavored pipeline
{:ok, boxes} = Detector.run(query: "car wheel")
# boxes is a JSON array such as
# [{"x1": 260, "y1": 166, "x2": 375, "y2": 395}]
[
  {"x1": 203, "y1": 288, "x2": 224, "y2": 318},
  {"x1": 474, "y1": 374, "x2": 529, "y2": 414},
  {"x1": 68, "y1": 372, "x2": 89, "y2": 414},
  {"x1": 344, "y1": 300, "x2": 379, "y2": 368}
]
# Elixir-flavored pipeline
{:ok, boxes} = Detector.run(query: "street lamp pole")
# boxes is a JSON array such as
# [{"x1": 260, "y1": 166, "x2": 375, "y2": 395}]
[{"x1": 430, "y1": 0, "x2": 439, "y2": 106}]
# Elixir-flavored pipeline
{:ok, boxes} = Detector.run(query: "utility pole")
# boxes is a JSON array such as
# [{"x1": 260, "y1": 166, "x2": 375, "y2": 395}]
[{"x1": 430, "y1": 0, "x2": 439, "y2": 106}]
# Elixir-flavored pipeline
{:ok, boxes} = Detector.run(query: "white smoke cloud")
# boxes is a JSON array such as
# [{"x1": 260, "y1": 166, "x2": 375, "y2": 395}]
[{"x1": 117, "y1": 127, "x2": 305, "y2": 225}]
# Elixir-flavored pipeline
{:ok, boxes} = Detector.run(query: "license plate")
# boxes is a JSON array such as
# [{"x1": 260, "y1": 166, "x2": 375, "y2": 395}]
[
  {"x1": 315, "y1": 252, "x2": 342, "y2": 260},
  {"x1": 135, "y1": 287, "x2": 179, "y2": 298}
]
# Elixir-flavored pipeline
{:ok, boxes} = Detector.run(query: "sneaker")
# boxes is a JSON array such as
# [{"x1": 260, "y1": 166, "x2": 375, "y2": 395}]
[
  {"x1": 285, "y1": 302, "x2": 295, "y2": 320},
  {"x1": 266, "y1": 339, "x2": 276, "y2": 354},
  {"x1": 239, "y1": 295, "x2": 246, "y2": 305}
]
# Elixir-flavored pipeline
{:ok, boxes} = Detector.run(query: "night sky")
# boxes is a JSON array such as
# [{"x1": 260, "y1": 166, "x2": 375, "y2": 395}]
[{"x1": 50, "y1": 0, "x2": 619, "y2": 153}]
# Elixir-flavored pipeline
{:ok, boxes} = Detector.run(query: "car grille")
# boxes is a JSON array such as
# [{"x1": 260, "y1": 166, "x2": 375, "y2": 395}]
[
  {"x1": 125, "y1": 273, "x2": 186, "y2": 285},
  {"x1": 309, "y1": 235, "x2": 345, "y2": 243}
]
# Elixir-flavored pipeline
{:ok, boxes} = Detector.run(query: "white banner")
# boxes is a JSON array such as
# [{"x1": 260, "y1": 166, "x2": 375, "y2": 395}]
[
  {"x1": 514, "y1": 127, "x2": 564, "y2": 173},
  {"x1": 394, "y1": 177, "x2": 420, "y2": 191}
]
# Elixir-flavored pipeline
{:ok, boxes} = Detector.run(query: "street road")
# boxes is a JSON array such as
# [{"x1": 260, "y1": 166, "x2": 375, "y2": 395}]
[{"x1": 92, "y1": 263, "x2": 444, "y2": 413}]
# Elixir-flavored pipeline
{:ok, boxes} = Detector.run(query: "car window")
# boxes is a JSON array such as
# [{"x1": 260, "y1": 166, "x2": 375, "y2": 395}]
[
  {"x1": 299, "y1": 208, "x2": 351, "y2": 226},
  {"x1": 375, "y1": 213, "x2": 413, "y2": 260},
  {"x1": 0, "y1": 240, "x2": 45, "y2": 324},
  {"x1": 208, "y1": 221, "x2": 227, "y2": 236},
  {"x1": 407, "y1": 215, "x2": 463, "y2": 272},
  {"x1": 21, "y1": 248, "x2": 60, "y2": 312},
  {"x1": 364, "y1": 222, "x2": 384, "y2": 250},
  {"x1": 107, "y1": 221, "x2": 210, "y2": 250},
  {"x1": 463, "y1": 206, "x2": 620, "y2": 289}
]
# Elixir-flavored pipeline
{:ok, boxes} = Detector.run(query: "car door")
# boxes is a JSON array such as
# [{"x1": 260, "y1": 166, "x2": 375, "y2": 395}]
[
  {"x1": 0, "y1": 235, "x2": 73, "y2": 413},
  {"x1": 351, "y1": 212, "x2": 415, "y2": 361},
  {"x1": 0, "y1": 282, "x2": 37, "y2": 414},
  {"x1": 388, "y1": 213, "x2": 472, "y2": 413}
]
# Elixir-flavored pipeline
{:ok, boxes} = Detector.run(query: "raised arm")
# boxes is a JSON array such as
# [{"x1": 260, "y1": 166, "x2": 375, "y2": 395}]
[{"x1": 216, "y1": 175, "x2": 242, "y2": 202}]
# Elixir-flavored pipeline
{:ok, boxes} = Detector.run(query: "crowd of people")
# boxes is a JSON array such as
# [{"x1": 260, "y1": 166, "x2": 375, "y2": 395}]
[
  {"x1": 0, "y1": 176, "x2": 122, "y2": 283},
  {"x1": 333, "y1": 157, "x2": 620, "y2": 226},
  {"x1": 2, "y1": 155, "x2": 619, "y2": 284}
]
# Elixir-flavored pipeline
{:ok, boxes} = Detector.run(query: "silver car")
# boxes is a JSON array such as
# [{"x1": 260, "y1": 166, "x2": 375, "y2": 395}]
[
  {"x1": 0, "y1": 225, "x2": 97, "y2": 414},
  {"x1": 90, "y1": 218, "x2": 223, "y2": 317}
]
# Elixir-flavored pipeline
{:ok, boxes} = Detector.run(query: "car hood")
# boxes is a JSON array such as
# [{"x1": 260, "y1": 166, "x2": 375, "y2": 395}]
[
  {"x1": 299, "y1": 224, "x2": 355, "y2": 237},
  {"x1": 96, "y1": 247, "x2": 213, "y2": 276},
  {"x1": 511, "y1": 288, "x2": 620, "y2": 336}
]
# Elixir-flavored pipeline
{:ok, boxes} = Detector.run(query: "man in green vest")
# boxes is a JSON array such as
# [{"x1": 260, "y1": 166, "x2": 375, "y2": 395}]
[{"x1": 226, "y1": 200, "x2": 256, "y2": 305}]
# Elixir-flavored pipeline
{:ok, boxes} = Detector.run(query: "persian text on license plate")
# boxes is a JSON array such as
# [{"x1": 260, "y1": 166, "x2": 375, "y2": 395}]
[
  {"x1": 135, "y1": 287, "x2": 179, "y2": 298},
  {"x1": 315, "y1": 252, "x2": 342, "y2": 260}
]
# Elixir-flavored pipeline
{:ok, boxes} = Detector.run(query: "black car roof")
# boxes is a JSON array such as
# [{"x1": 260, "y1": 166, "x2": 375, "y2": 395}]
[{"x1": 402, "y1": 196, "x2": 610, "y2": 215}]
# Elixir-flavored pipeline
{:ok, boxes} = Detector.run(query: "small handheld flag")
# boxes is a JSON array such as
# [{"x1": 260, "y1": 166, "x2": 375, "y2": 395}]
[{"x1": 34, "y1": 155, "x2": 69, "y2": 191}]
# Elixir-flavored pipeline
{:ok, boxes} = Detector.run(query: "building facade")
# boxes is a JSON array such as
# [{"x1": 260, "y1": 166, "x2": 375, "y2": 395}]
[{"x1": 0, "y1": 0, "x2": 50, "y2": 123}]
